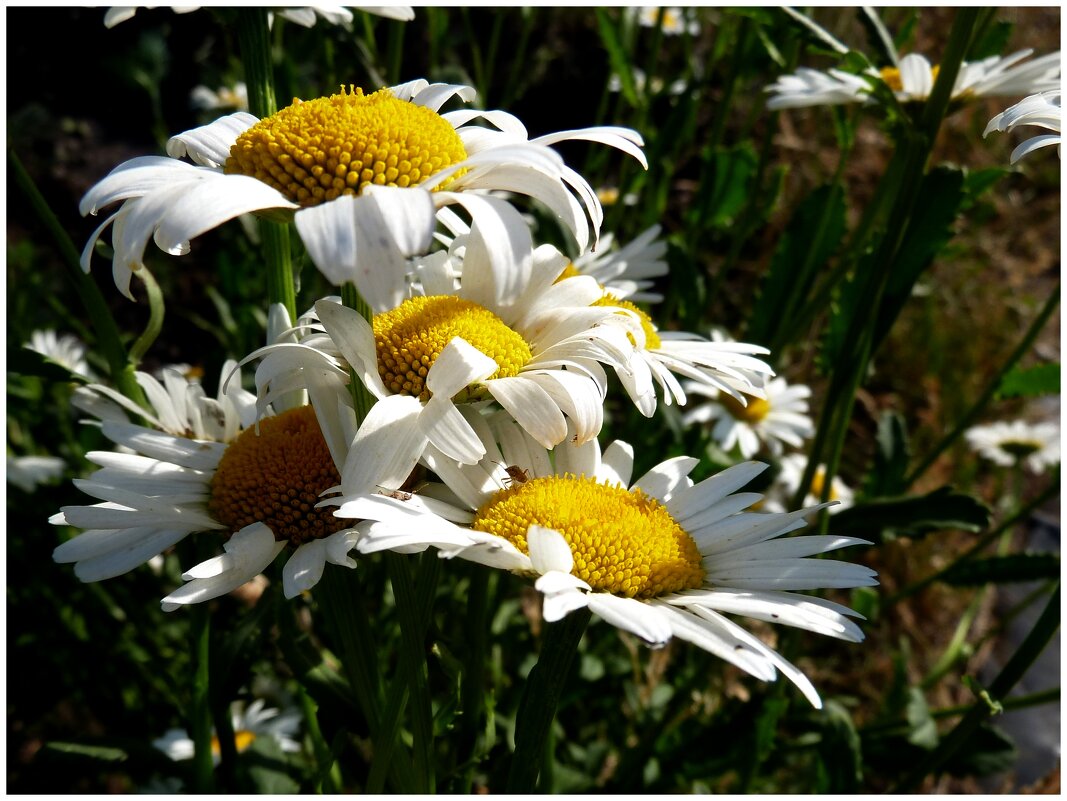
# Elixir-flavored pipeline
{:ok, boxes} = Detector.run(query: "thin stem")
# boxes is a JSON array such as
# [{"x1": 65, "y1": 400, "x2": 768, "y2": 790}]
[
  {"x1": 127, "y1": 267, "x2": 165, "y2": 364},
  {"x1": 505, "y1": 608, "x2": 591, "y2": 792},
  {"x1": 890, "y1": 583, "x2": 1060, "y2": 792},
  {"x1": 8, "y1": 147, "x2": 148, "y2": 409},
  {"x1": 341, "y1": 283, "x2": 377, "y2": 423},
  {"x1": 298, "y1": 684, "x2": 343, "y2": 794},
  {"x1": 859, "y1": 686, "x2": 1060, "y2": 737},
  {"x1": 904, "y1": 286, "x2": 1060, "y2": 487},
  {"x1": 190, "y1": 605, "x2": 215, "y2": 793}
]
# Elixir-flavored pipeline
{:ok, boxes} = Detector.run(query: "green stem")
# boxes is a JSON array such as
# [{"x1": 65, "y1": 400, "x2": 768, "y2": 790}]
[
  {"x1": 860, "y1": 687, "x2": 1060, "y2": 737},
  {"x1": 458, "y1": 565, "x2": 490, "y2": 793},
  {"x1": 298, "y1": 684, "x2": 343, "y2": 794},
  {"x1": 236, "y1": 8, "x2": 297, "y2": 327},
  {"x1": 505, "y1": 608, "x2": 591, "y2": 792},
  {"x1": 385, "y1": 15, "x2": 405, "y2": 87},
  {"x1": 127, "y1": 266, "x2": 165, "y2": 364},
  {"x1": 904, "y1": 285, "x2": 1060, "y2": 487},
  {"x1": 890, "y1": 583, "x2": 1060, "y2": 792},
  {"x1": 190, "y1": 605, "x2": 215, "y2": 793},
  {"x1": 8, "y1": 147, "x2": 148, "y2": 410}
]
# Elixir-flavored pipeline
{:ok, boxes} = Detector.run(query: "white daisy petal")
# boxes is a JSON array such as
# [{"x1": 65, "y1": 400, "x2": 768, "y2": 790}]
[
  {"x1": 527, "y1": 525, "x2": 574, "y2": 574},
  {"x1": 283, "y1": 540, "x2": 328, "y2": 599}
]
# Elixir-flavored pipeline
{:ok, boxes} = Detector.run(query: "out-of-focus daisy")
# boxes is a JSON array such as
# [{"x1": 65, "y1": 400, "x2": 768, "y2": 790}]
[
  {"x1": 104, "y1": 6, "x2": 412, "y2": 29},
  {"x1": 191, "y1": 82, "x2": 249, "y2": 113},
  {"x1": 564, "y1": 224, "x2": 669, "y2": 303},
  {"x1": 608, "y1": 68, "x2": 688, "y2": 97},
  {"x1": 984, "y1": 91, "x2": 1062, "y2": 164},
  {"x1": 256, "y1": 227, "x2": 638, "y2": 468},
  {"x1": 762, "y1": 454, "x2": 854, "y2": 514},
  {"x1": 635, "y1": 6, "x2": 699, "y2": 36},
  {"x1": 50, "y1": 358, "x2": 402, "y2": 606},
  {"x1": 25, "y1": 329, "x2": 93, "y2": 379},
  {"x1": 154, "y1": 698, "x2": 301, "y2": 764},
  {"x1": 965, "y1": 420, "x2": 1060, "y2": 474},
  {"x1": 767, "y1": 49, "x2": 1060, "y2": 110},
  {"x1": 80, "y1": 79, "x2": 645, "y2": 304},
  {"x1": 338, "y1": 412, "x2": 876, "y2": 708},
  {"x1": 683, "y1": 376, "x2": 814, "y2": 459},
  {"x1": 595, "y1": 186, "x2": 639, "y2": 207},
  {"x1": 7, "y1": 455, "x2": 66, "y2": 493}
]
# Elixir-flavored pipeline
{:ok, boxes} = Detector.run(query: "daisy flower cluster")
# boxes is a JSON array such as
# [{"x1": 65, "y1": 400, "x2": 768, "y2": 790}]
[{"x1": 51, "y1": 28, "x2": 877, "y2": 708}]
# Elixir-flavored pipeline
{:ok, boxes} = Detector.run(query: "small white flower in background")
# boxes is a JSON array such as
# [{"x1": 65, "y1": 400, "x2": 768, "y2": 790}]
[
  {"x1": 568, "y1": 224, "x2": 669, "y2": 302},
  {"x1": 7, "y1": 455, "x2": 66, "y2": 493},
  {"x1": 965, "y1": 420, "x2": 1061, "y2": 474},
  {"x1": 984, "y1": 91, "x2": 1062, "y2": 164},
  {"x1": 595, "y1": 186, "x2": 640, "y2": 207},
  {"x1": 339, "y1": 412, "x2": 876, "y2": 708},
  {"x1": 683, "y1": 376, "x2": 815, "y2": 459},
  {"x1": 104, "y1": 6, "x2": 413, "y2": 29},
  {"x1": 191, "y1": 82, "x2": 249, "y2": 113},
  {"x1": 636, "y1": 6, "x2": 699, "y2": 36},
  {"x1": 25, "y1": 330, "x2": 93, "y2": 379},
  {"x1": 154, "y1": 698, "x2": 301, "y2": 764},
  {"x1": 766, "y1": 50, "x2": 1060, "y2": 110},
  {"x1": 762, "y1": 454, "x2": 855, "y2": 514},
  {"x1": 608, "y1": 68, "x2": 688, "y2": 97},
  {"x1": 79, "y1": 79, "x2": 644, "y2": 303}
]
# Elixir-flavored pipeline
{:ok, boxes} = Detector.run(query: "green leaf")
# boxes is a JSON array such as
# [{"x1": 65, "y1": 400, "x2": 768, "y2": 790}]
[
  {"x1": 960, "y1": 167, "x2": 1010, "y2": 211},
  {"x1": 997, "y1": 363, "x2": 1061, "y2": 399},
  {"x1": 595, "y1": 9, "x2": 638, "y2": 109},
  {"x1": 818, "y1": 700, "x2": 863, "y2": 792},
  {"x1": 687, "y1": 142, "x2": 759, "y2": 230},
  {"x1": 43, "y1": 742, "x2": 128, "y2": 762},
  {"x1": 830, "y1": 486, "x2": 990, "y2": 543},
  {"x1": 867, "y1": 410, "x2": 910, "y2": 497},
  {"x1": 747, "y1": 183, "x2": 846, "y2": 346},
  {"x1": 943, "y1": 722, "x2": 1017, "y2": 777},
  {"x1": 244, "y1": 736, "x2": 301, "y2": 793},
  {"x1": 941, "y1": 552, "x2": 1061, "y2": 586},
  {"x1": 904, "y1": 688, "x2": 938, "y2": 749},
  {"x1": 968, "y1": 20, "x2": 1014, "y2": 61},
  {"x1": 7, "y1": 346, "x2": 90, "y2": 384}
]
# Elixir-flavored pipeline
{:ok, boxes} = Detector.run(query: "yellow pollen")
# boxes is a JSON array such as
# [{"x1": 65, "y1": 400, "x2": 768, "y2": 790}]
[
  {"x1": 593, "y1": 294, "x2": 661, "y2": 350},
  {"x1": 880, "y1": 64, "x2": 939, "y2": 94},
  {"x1": 373, "y1": 295, "x2": 532, "y2": 401},
  {"x1": 472, "y1": 474, "x2": 704, "y2": 599},
  {"x1": 208, "y1": 406, "x2": 346, "y2": 546},
  {"x1": 720, "y1": 393, "x2": 771, "y2": 424},
  {"x1": 555, "y1": 263, "x2": 582, "y2": 282},
  {"x1": 224, "y1": 86, "x2": 468, "y2": 206}
]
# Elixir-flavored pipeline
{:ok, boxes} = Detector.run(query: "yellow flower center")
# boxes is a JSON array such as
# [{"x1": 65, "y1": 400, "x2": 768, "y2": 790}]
[
  {"x1": 373, "y1": 295, "x2": 532, "y2": 401},
  {"x1": 556, "y1": 263, "x2": 582, "y2": 281},
  {"x1": 208, "y1": 406, "x2": 346, "y2": 546},
  {"x1": 211, "y1": 730, "x2": 257, "y2": 757},
  {"x1": 224, "y1": 86, "x2": 468, "y2": 206},
  {"x1": 808, "y1": 467, "x2": 839, "y2": 502},
  {"x1": 879, "y1": 64, "x2": 940, "y2": 93},
  {"x1": 593, "y1": 294, "x2": 661, "y2": 349},
  {"x1": 472, "y1": 474, "x2": 705, "y2": 599},
  {"x1": 719, "y1": 393, "x2": 770, "y2": 424}
]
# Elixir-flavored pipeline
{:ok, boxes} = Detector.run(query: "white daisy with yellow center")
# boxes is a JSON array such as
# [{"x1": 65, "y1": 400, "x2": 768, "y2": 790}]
[
  {"x1": 254, "y1": 229, "x2": 639, "y2": 470},
  {"x1": 985, "y1": 91, "x2": 1061, "y2": 164},
  {"x1": 965, "y1": 419, "x2": 1060, "y2": 474},
  {"x1": 79, "y1": 79, "x2": 645, "y2": 306},
  {"x1": 762, "y1": 453, "x2": 855, "y2": 515},
  {"x1": 335, "y1": 412, "x2": 876, "y2": 707},
  {"x1": 51, "y1": 360, "x2": 411, "y2": 605},
  {"x1": 767, "y1": 49, "x2": 1060, "y2": 110},
  {"x1": 154, "y1": 698, "x2": 301, "y2": 765},
  {"x1": 683, "y1": 376, "x2": 815, "y2": 459},
  {"x1": 635, "y1": 6, "x2": 699, "y2": 36}
]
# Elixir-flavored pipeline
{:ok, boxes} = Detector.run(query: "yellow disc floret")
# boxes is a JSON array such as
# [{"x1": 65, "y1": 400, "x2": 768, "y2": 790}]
[
  {"x1": 879, "y1": 64, "x2": 940, "y2": 94},
  {"x1": 472, "y1": 475, "x2": 704, "y2": 599},
  {"x1": 373, "y1": 295, "x2": 533, "y2": 401},
  {"x1": 719, "y1": 393, "x2": 770, "y2": 424},
  {"x1": 594, "y1": 294, "x2": 661, "y2": 350},
  {"x1": 208, "y1": 406, "x2": 345, "y2": 546},
  {"x1": 225, "y1": 86, "x2": 468, "y2": 206}
]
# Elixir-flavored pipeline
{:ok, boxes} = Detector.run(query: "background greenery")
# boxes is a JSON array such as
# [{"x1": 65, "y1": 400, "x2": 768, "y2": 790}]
[{"x1": 7, "y1": 5, "x2": 1060, "y2": 793}]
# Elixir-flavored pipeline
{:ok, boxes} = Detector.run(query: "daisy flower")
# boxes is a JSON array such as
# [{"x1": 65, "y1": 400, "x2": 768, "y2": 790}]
[
  {"x1": 965, "y1": 419, "x2": 1060, "y2": 474},
  {"x1": 25, "y1": 329, "x2": 93, "y2": 379},
  {"x1": 103, "y1": 6, "x2": 412, "y2": 30},
  {"x1": 984, "y1": 91, "x2": 1062, "y2": 164},
  {"x1": 635, "y1": 7, "x2": 699, "y2": 37},
  {"x1": 682, "y1": 376, "x2": 815, "y2": 459},
  {"x1": 191, "y1": 82, "x2": 249, "y2": 113},
  {"x1": 337, "y1": 412, "x2": 876, "y2": 708},
  {"x1": 564, "y1": 224, "x2": 669, "y2": 303},
  {"x1": 79, "y1": 79, "x2": 645, "y2": 305},
  {"x1": 254, "y1": 226, "x2": 638, "y2": 469},
  {"x1": 7, "y1": 455, "x2": 66, "y2": 493},
  {"x1": 766, "y1": 49, "x2": 1060, "y2": 110},
  {"x1": 50, "y1": 358, "x2": 407, "y2": 606},
  {"x1": 762, "y1": 454, "x2": 855, "y2": 514},
  {"x1": 154, "y1": 698, "x2": 301, "y2": 764}
]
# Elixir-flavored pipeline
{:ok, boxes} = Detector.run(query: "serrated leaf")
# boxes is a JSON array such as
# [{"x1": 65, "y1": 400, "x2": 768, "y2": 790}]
[
  {"x1": 997, "y1": 363, "x2": 1060, "y2": 399},
  {"x1": 830, "y1": 486, "x2": 990, "y2": 543},
  {"x1": 904, "y1": 688, "x2": 938, "y2": 749},
  {"x1": 941, "y1": 552, "x2": 1061, "y2": 586}
]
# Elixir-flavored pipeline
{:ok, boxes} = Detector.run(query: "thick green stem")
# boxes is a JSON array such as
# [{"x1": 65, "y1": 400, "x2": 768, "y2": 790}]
[
  {"x1": 505, "y1": 608, "x2": 591, "y2": 792},
  {"x1": 190, "y1": 605, "x2": 215, "y2": 793},
  {"x1": 9, "y1": 147, "x2": 148, "y2": 410},
  {"x1": 904, "y1": 286, "x2": 1060, "y2": 487},
  {"x1": 236, "y1": 8, "x2": 297, "y2": 327},
  {"x1": 891, "y1": 584, "x2": 1060, "y2": 792}
]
